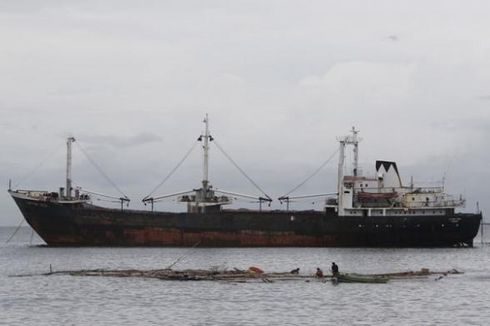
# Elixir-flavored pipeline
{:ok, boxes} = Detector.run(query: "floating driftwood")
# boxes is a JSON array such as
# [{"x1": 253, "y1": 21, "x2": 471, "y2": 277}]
[
  {"x1": 47, "y1": 268, "x2": 311, "y2": 283},
  {"x1": 12, "y1": 267, "x2": 463, "y2": 284},
  {"x1": 372, "y1": 268, "x2": 462, "y2": 279}
]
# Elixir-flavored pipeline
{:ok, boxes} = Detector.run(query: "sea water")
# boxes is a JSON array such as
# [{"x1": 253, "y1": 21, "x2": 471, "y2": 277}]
[{"x1": 1, "y1": 226, "x2": 489, "y2": 325}]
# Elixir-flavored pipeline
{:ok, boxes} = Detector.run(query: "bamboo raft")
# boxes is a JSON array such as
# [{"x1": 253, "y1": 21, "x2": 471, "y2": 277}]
[{"x1": 14, "y1": 267, "x2": 463, "y2": 283}]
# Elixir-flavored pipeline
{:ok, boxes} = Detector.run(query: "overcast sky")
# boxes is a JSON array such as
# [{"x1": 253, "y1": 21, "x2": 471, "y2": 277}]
[{"x1": 1, "y1": 0, "x2": 489, "y2": 225}]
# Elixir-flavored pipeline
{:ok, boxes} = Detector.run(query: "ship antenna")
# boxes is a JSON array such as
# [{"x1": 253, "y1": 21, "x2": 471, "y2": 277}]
[{"x1": 66, "y1": 137, "x2": 76, "y2": 199}]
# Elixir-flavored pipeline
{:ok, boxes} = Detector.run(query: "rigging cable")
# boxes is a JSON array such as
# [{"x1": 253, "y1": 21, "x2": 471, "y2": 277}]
[
  {"x1": 29, "y1": 228, "x2": 34, "y2": 245},
  {"x1": 13, "y1": 145, "x2": 64, "y2": 188},
  {"x1": 166, "y1": 240, "x2": 201, "y2": 270},
  {"x1": 75, "y1": 141, "x2": 129, "y2": 200},
  {"x1": 143, "y1": 141, "x2": 199, "y2": 200},
  {"x1": 280, "y1": 148, "x2": 339, "y2": 198},
  {"x1": 212, "y1": 139, "x2": 272, "y2": 201},
  {"x1": 5, "y1": 219, "x2": 24, "y2": 244}
]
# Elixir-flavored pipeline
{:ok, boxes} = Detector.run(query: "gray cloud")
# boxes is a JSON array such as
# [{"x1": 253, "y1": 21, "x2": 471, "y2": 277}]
[
  {"x1": 387, "y1": 35, "x2": 399, "y2": 42},
  {"x1": 79, "y1": 132, "x2": 163, "y2": 148},
  {"x1": 1, "y1": 0, "x2": 490, "y2": 225}
]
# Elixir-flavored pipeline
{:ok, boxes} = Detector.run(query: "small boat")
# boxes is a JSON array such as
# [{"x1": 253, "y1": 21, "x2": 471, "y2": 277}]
[{"x1": 333, "y1": 273, "x2": 389, "y2": 284}]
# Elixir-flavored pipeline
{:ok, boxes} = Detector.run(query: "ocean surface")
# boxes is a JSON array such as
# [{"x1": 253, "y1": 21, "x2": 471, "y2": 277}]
[{"x1": 1, "y1": 225, "x2": 489, "y2": 326}]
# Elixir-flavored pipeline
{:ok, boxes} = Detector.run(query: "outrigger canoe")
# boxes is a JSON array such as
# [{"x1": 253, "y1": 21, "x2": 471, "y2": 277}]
[{"x1": 333, "y1": 273, "x2": 389, "y2": 284}]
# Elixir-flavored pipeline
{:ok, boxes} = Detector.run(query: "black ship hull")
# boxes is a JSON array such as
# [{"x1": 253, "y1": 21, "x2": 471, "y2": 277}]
[{"x1": 12, "y1": 195, "x2": 482, "y2": 247}]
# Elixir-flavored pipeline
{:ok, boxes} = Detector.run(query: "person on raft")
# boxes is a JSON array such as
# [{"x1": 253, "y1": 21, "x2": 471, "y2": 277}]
[
  {"x1": 331, "y1": 262, "x2": 339, "y2": 276},
  {"x1": 315, "y1": 267, "x2": 324, "y2": 278}
]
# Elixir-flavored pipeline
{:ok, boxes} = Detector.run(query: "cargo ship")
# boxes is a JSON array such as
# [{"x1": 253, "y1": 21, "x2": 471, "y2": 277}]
[{"x1": 8, "y1": 116, "x2": 482, "y2": 247}]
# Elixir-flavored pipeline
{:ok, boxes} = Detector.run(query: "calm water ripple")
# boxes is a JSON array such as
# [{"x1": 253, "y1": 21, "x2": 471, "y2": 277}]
[{"x1": 1, "y1": 226, "x2": 489, "y2": 325}]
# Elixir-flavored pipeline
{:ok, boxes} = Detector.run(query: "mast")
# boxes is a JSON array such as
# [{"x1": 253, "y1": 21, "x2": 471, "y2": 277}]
[
  {"x1": 351, "y1": 127, "x2": 359, "y2": 176},
  {"x1": 201, "y1": 114, "x2": 211, "y2": 196},
  {"x1": 66, "y1": 137, "x2": 76, "y2": 198},
  {"x1": 337, "y1": 138, "x2": 346, "y2": 215},
  {"x1": 337, "y1": 127, "x2": 361, "y2": 216}
]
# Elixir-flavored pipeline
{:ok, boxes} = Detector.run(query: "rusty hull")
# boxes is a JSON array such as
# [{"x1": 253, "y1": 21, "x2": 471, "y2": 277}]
[{"x1": 12, "y1": 196, "x2": 482, "y2": 247}]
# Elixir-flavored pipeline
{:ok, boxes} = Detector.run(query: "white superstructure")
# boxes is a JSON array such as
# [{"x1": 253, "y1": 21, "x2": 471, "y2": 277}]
[{"x1": 327, "y1": 128, "x2": 465, "y2": 217}]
